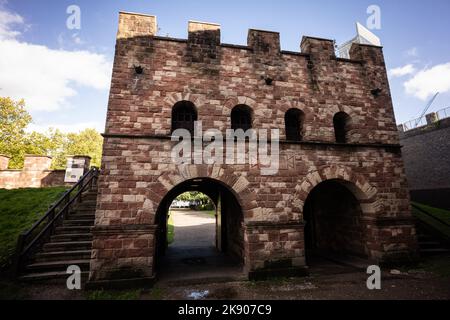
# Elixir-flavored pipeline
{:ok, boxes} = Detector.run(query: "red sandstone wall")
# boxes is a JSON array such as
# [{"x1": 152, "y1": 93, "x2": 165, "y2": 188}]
[
  {"x1": 0, "y1": 170, "x2": 67, "y2": 189},
  {"x1": 0, "y1": 156, "x2": 69, "y2": 189}
]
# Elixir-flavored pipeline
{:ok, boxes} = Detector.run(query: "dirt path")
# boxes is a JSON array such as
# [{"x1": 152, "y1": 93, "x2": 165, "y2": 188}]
[{"x1": 3, "y1": 256, "x2": 450, "y2": 300}]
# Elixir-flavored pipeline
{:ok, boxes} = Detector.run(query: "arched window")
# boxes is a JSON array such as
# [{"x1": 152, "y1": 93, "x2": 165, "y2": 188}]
[
  {"x1": 285, "y1": 108, "x2": 305, "y2": 141},
  {"x1": 231, "y1": 105, "x2": 252, "y2": 131},
  {"x1": 171, "y1": 101, "x2": 197, "y2": 134},
  {"x1": 333, "y1": 112, "x2": 351, "y2": 143}
]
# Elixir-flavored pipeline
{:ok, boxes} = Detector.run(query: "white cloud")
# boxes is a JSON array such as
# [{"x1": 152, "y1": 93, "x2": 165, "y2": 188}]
[
  {"x1": 0, "y1": 9, "x2": 24, "y2": 40},
  {"x1": 389, "y1": 64, "x2": 416, "y2": 78},
  {"x1": 27, "y1": 121, "x2": 104, "y2": 134},
  {"x1": 404, "y1": 62, "x2": 450, "y2": 100},
  {"x1": 0, "y1": 9, "x2": 112, "y2": 111}
]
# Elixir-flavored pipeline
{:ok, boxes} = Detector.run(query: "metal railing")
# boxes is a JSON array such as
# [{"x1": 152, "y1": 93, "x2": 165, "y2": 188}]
[
  {"x1": 401, "y1": 106, "x2": 450, "y2": 132},
  {"x1": 436, "y1": 106, "x2": 450, "y2": 121},
  {"x1": 14, "y1": 167, "x2": 99, "y2": 276}
]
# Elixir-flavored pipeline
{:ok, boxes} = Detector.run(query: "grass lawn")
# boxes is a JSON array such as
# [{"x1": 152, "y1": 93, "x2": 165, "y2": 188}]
[
  {"x1": 0, "y1": 187, "x2": 67, "y2": 268},
  {"x1": 167, "y1": 213, "x2": 174, "y2": 244},
  {"x1": 205, "y1": 210, "x2": 216, "y2": 217},
  {"x1": 411, "y1": 202, "x2": 450, "y2": 238}
]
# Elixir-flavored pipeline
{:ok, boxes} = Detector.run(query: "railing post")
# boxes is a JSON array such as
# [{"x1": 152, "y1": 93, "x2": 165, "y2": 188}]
[
  {"x1": 13, "y1": 233, "x2": 26, "y2": 278},
  {"x1": 78, "y1": 175, "x2": 85, "y2": 204}
]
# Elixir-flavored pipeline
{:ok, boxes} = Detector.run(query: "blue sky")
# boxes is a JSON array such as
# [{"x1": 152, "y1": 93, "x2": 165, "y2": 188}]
[{"x1": 1, "y1": 0, "x2": 450, "y2": 132}]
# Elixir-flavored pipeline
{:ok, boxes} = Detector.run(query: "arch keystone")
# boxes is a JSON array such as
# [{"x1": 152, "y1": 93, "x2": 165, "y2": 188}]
[
  {"x1": 157, "y1": 175, "x2": 174, "y2": 191},
  {"x1": 232, "y1": 176, "x2": 250, "y2": 194}
]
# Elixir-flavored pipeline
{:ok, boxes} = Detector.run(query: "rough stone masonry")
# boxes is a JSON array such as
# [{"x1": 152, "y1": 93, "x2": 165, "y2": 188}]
[{"x1": 88, "y1": 12, "x2": 418, "y2": 286}]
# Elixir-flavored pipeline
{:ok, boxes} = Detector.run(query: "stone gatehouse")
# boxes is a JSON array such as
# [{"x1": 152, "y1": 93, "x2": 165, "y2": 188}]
[{"x1": 88, "y1": 12, "x2": 418, "y2": 286}]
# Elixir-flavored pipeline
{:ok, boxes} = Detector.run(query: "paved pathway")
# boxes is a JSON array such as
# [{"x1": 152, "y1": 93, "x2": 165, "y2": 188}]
[
  {"x1": 170, "y1": 209, "x2": 216, "y2": 249},
  {"x1": 159, "y1": 209, "x2": 245, "y2": 284}
]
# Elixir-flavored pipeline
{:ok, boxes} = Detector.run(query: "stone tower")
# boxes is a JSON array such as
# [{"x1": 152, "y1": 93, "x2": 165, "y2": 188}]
[{"x1": 88, "y1": 12, "x2": 418, "y2": 286}]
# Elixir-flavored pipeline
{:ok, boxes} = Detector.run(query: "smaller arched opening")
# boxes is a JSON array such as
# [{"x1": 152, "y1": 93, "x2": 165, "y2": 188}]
[
  {"x1": 333, "y1": 112, "x2": 351, "y2": 143},
  {"x1": 285, "y1": 108, "x2": 305, "y2": 141},
  {"x1": 231, "y1": 105, "x2": 253, "y2": 131},
  {"x1": 171, "y1": 101, "x2": 198, "y2": 135},
  {"x1": 303, "y1": 179, "x2": 368, "y2": 265},
  {"x1": 154, "y1": 178, "x2": 245, "y2": 281}
]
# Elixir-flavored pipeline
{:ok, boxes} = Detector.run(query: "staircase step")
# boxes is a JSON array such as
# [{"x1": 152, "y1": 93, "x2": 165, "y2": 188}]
[
  {"x1": 35, "y1": 250, "x2": 92, "y2": 262},
  {"x1": 418, "y1": 235, "x2": 434, "y2": 241},
  {"x1": 64, "y1": 219, "x2": 95, "y2": 226},
  {"x1": 43, "y1": 241, "x2": 92, "y2": 252},
  {"x1": 26, "y1": 259, "x2": 91, "y2": 273},
  {"x1": 55, "y1": 226, "x2": 92, "y2": 234},
  {"x1": 419, "y1": 241, "x2": 443, "y2": 249},
  {"x1": 66, "y1": 213, "x2": 95, "y2": 220},
  {"x1": 72, "y1": 206, "x2": 96, "y2": 212},
  {"x1": 420, "y1": 248, "x2": 450, "y2": 256},
  {"x1": 78, "y1": 200, "x2": 97, "y2": 206},
  {"x1": 51, "y1": 233, "x2": 93, "y2": 242},
  {"x1": 19, "y1": 271, "x2": 89, "y2": 283}
]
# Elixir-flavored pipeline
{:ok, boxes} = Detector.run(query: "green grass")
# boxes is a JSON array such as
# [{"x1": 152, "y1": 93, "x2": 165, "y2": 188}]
[
  {"x1": 205, "y1": 210, "x2": 216, "y2": 217},
  {"x1": 410, "y1": 255, "x2": 450, "y2": 279},
  {"x1": 167, "y1": 213, "x2": 174, "y2": 245},
  {"x1": 0, "y1": 187, "x2": 67, "y2": 268},
  {"x1": 422, "y1": 256, "x2": 450, "y2": 278},
  {"x1": 412, "y1": 202, "x2": 450, "y2": 238},
  {"x1": 86, "y1": 289, "x2": 142, "y2": 300}
]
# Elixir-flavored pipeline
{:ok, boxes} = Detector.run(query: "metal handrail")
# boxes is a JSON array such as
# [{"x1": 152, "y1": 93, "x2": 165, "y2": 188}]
[
  {"x1": 412, "y1": 203, "x2": 450, "y2": 229},
  {"x1": 401, "y1": 106, "x2": 450, "y2": 132},
  {"x1": 14, "y1": 167, "x2": 99, "y2": 276}
]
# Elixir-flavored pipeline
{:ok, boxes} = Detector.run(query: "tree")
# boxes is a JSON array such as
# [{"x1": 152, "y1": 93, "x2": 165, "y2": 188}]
[
  {"x1": 0, "y1": 97, "x2": 103, "y2": 169},
  {"x1": 0, "y1": 98, "x2": 32, "y2": 168},
  {"x1": 63, "y1": 129, "x2": 103, "y2": 168}
]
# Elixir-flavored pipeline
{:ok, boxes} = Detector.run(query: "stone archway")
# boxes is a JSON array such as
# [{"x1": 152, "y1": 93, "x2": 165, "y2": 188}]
[
  {"x1": 294, "y1": 166, "x2": 379, "y2": 263},
  {"x1": 293, "y1": 165, "x2": 378, "y2": 216},
  {"x1": 145, "y1": 165, "x2": 252, "y2": 281}
]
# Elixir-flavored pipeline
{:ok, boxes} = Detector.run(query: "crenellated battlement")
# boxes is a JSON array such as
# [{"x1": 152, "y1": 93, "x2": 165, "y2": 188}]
[
  {"x1": 110, "y1": 11, "x2": 396, "y2": 146},
  {"x1": 117, "y1": 11, "x2": 383, "y2": 64}
]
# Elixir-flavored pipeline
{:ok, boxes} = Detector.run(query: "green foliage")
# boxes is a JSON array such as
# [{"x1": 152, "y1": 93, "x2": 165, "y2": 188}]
[
  {"x1": 0, "y1": 97, "x2": 32, "y2": 168},
  {"x1": 167, "y1": 213, "x2": 174, "y2": 244},
  {"x1": 0, "y1": 187, "x2": 67, "y2": 268},
  {"x1": 23, "y1": 129, "x2": 66, "y2": 168},
  {"x1": 175, "y1": 191, "x2": 214, "y2": 210},
  {"x1": 199, "y1": 203, "x2": 216, "y2": 211},
  {"x1": 0, "y1": 97, "x2": 103, "y2": 169},
  {"x1": 63, "y1": 129, "x2": 103, "y2": 168}
]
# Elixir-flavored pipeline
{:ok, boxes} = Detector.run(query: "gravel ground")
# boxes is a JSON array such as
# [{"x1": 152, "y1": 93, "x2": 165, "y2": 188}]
[{"x1": 2, "y1": 210, "x2": 448, "y2": 300}]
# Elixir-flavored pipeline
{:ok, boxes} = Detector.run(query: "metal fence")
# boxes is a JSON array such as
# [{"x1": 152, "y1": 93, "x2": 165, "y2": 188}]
[
  {"x1": 436, "y1": 107, "x2": 450, "y2": 120},
  {"x1": 400, "y1": 107, "x2": 450, "y2": 132}
]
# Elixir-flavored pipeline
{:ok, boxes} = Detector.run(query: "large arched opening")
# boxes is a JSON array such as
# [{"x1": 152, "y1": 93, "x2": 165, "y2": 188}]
[
  {"x1": 154, "y1": 177, "x2": 245, "y2": 281},
  {"x1": 303, "y1": 179, "x2": 368, "y2": 265}
]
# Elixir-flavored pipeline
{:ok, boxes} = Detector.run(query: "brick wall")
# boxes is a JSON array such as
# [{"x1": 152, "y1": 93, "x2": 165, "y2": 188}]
[{"x1": 0, "y1": 155, "x2": 66, "y2": 189}]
